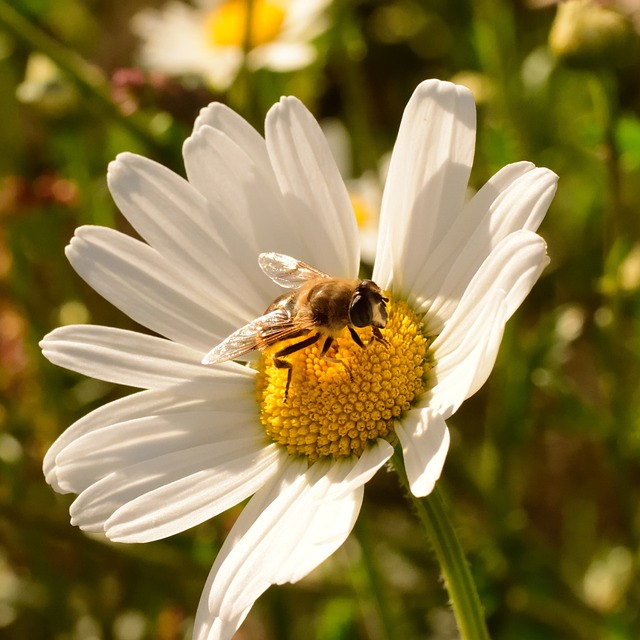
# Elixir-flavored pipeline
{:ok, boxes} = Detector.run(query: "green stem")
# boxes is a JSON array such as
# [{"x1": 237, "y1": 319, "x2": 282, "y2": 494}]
[
  {"x1": 242, "y1": 0, "x2": 255, "y2": 56},
  {"x1": 229, "y1": 0, "x2": 261, "y2": 124},
  {"x1": 331, "y1": 0, "x2": 380, "y2": 174},
  {"x1": 392, "y1": 450, "x2": 490, "y2": 640},
  {"x1": 0, "y1": 1, "x2": 164, "y2": 154}
]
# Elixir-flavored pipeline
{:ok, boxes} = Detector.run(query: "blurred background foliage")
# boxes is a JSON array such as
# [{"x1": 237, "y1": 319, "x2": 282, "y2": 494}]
[{"x1": 1, "y1": 0, "x2": 640, "y2": 638}]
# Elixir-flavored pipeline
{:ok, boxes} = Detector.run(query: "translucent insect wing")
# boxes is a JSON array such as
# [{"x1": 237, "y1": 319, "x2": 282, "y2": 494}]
[
  {"x1": 258, "y1": 253, "x2": 329, "y2": 288},
  {"x1": 201, "y1": 309, "x2": 291, "y2": 364}
]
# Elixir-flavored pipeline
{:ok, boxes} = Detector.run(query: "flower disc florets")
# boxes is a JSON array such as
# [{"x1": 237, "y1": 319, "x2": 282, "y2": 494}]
[
  {"x1": 205, "y1": 0, "x2": 285, "y2": 49},
  {"x1": 257, "y1": 299, "x2": 434, "y2": 461}
]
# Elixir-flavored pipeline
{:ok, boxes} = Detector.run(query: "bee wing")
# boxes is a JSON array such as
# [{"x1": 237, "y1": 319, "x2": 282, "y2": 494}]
[
  {"x1": 258, "y1": 252, "x2": 330, "y2": 289},
  {"x1": 201, "y1": 309, "x2": 292, "y2": 365}
]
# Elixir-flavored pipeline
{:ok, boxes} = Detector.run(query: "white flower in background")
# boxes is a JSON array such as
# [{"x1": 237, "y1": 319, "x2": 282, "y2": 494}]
[
  {"x1": 41, "y1": 80, "x2": 557, "y2": 639},
  {"x1": 131, "y1": 0, "x2": 330, "y2": 91},
  {"x1": 321, "y1": 117, "x2": 387, "y2": 265},
  {"x1": 348, "y1": 166, "x2": 388, "y2": 265}
]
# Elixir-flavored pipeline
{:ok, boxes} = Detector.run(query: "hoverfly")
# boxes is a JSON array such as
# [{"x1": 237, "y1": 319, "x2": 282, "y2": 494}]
[{"x1": 202, "y1": 253, "x2": 389, "y2": 402}]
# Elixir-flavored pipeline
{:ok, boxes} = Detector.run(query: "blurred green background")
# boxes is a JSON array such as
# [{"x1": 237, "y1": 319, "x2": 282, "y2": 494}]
[{"x1": 2, "y1": 0, "x2": 640, "y2": 638}]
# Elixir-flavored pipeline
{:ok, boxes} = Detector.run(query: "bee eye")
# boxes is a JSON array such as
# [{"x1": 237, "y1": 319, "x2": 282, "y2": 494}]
[
  {"x1": 349, "y1": 293, "x2": 372, "y2": 327},
  {"x1": 349, "y1": 294, "x2": 373, "y2": 327},
  {"x1": 350, "y1": 282, "x2": 389, "y2": 329}
]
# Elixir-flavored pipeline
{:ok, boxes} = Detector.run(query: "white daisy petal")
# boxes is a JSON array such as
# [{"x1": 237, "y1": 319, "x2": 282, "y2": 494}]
[
  {"x1": 183, "y1": 125, "x2": 310, "y2": 264},
  {"x1": 191, "y1": 104, "x2": 312, "y2": 261},
  {"x1": 431, "y1": 229, "x2": 548, "y2": 414},
  {"x1": 44, "y1": 391, "x2": 228, "y2": 493},
  {"x1": 55, "y1": 406, "x2": 258, "y2": 493},
  {"x1": 200, "y1": 611, "x2": 252, "y2": 640},
  {"x1": 193, "y1": 102, "x2": 270, "y2": 167},
  {"x1": 429, "y1": 289, "x2": 508, "y2": 418},
  {"x1": 66, "y1": 226, "x2": 238, "y2": 349},
  {"x1": 40, "y1": 325, "x2": 253, "y2": 394},
  {"x1": 183, "y1": 126, "x2": 268, "y2": 258},
  {"x1": 107, "y1": 152, "x2": 266, "y2": 321},
  {"x1": 467, "y1": 164, "x2": 558, "y2": 235},
  {"x1": 412, "y1": 164, "x2": 558, "y2": 328},
  {"x1": 194, "y1": 441, "x2": 392, "y2": 639},
  {"x1": 396, "y1": 408, "x2": 450, "y2": 497},
  {"x1": 104, "y1": 444, "x2": 280, "y2": 543},
  {"x1": 274, "y1": 441, "x2": 394, "y2": 583},
  {"x1": 373, "y1": 79, "x2": 476, "y2": 293},
  {"x1": 193, "y1": 455, "x2": 305, "y2": 640},
  {"x1": 265, "y1": 96, "x2": 360, "y2": 277},
  {"x1": 71, "y1": 441, "x2": 282, "y2": 543},
  {"x1": 455, "y1": 229, "x2": 549, "y2": 326},
  {"x1": 69, "y1": 435, "x2": 261, "y2": 534}
]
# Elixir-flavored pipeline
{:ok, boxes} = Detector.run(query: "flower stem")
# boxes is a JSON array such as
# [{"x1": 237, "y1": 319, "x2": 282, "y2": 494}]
[
  {"x1": 330, "y1": 0, "x2": 381, "y2": 174},
  {"x1": 391, "y1": 450, "x2": 490, "y2": 640}
]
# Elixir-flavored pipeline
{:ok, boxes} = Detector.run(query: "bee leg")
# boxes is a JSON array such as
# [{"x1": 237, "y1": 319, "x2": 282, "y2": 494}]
[
  {"x1": 320, "y1": 336, "x2": 334, "y2": 356},
  {"x1": 348, "y1": 327, "x2": 366, "y2": 349},
  {"x1": 320, "y1": 336, "x2": 353, "y2": 380},
  {"x1": 371, "y1": 326, "x2": 390, "y2": 347},
  {"x1": 273, "y1": 333, "x2": 321, "y2": 402}
]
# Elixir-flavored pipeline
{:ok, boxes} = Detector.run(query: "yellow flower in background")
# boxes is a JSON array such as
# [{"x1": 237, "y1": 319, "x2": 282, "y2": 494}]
[{"x1": 131, "y1": 0, "x2": 330, "y2": 90}]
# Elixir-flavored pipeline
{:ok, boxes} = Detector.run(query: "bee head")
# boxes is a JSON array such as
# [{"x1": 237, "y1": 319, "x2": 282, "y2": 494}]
[{"x1": 349, "y1": 280, "x2": 389, "y2": 329}]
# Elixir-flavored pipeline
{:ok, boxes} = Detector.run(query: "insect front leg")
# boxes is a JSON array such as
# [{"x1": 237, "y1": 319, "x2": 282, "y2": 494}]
[
  {"x1": 371, "y1": 326, "x2": 389, "y2": 347},
  {"x1": 347, "y1": 327, "x2": 365, "y2": 349},
  {"x1": 320, "y1": 336, "x2": 353, "y2": 380},
  {"x1": 273, "y1": 333, "x2": 321, "y2": 402},
  {"x1": 350, "y1": 325, "x2": 388, "y2": 348}
]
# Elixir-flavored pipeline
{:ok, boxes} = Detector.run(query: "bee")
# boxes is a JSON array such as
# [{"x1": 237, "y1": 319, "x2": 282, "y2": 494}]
[{"x1": 202, "y1": 252, "x2": 389, "y2": 401}]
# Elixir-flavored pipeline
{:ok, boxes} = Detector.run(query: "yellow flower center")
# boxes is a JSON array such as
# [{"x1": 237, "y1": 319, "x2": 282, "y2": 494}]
[
  {"x1": 205, "y1": 0, "x2": 286, "y2": 48},
  {"x1": 256, "y1": 299, "x2": 434, "y2": 461}
]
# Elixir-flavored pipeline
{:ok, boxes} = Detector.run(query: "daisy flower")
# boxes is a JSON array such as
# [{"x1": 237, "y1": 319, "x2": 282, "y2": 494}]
[
  {"x1": 41, "y1": 79, "x2": 557, "y2": 639},
  {"x1": 131, "y1": 0, "x2": 330, "y2": 91}
]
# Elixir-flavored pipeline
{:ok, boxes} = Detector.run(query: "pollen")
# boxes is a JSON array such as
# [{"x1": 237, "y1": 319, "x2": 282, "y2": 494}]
[
  {"x1": 205, "y1": 0, "x2": 286, "y2": 49},
  {"x1": 256, "y1": 299, "x2": 434, "y2": 461}
]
